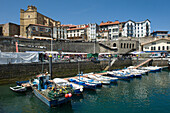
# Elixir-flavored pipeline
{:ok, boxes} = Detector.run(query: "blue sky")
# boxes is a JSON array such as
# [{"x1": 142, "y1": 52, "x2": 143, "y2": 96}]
[{"x1": 0, "y1": 0, "x2": 170, "y2": 32}]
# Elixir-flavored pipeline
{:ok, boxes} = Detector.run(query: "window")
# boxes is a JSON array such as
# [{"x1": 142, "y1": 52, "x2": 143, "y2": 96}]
[
  {"x1": 127, "y1": 43, "x2": 129, "y2": 48},
  {"x1": 162, "y1": 46, "x2": 165, "y2": 50},
  {"x1": 152, "y1": 42, "x2": 156, "y2": 45},
  {"x1": 28, "y1": 15, "x2": 30, "y2": 18},
  {"x1": 32, "y1": 27, "x2": 36, "y2": 31},
  {"x1": 167, "y1": 46, "x2": 169, "y2": 50},
  {"x1": 154, "y1": 46, "x2": 156, "y2": 50},
  {"x1": 113, "y1": 43, "x2": 116, "y2": 47},
  {"x1": 141, "y1": 27, "x2": 143, "y2": 29},
  {"x1": 130, "y1": 44, "x2": 131, "y2": 48},
  {"x1": 158, "y1": 46, "x2": 160, "y2": 50},
  {"x1": 40, "y1": 27, "x2": 44, "y2": 31},
  {"x1": 132, "y1": 44, "x2": 134, "y2": 48},
  {"x1": 124, "y1": 43, "x2": 126, "y2": 48},
  {"x1": 121, "y1": 43, "x2": 123, "y2": 48},
  {"x1": 151, "y1": 47, "x2": 154, "y2": 50},
  {"x1": 167, "y1": 42, "x2": 170, "y2": 44},
  {"x1": 145, "y1": 47, "x2": 149, "y2": 49}
]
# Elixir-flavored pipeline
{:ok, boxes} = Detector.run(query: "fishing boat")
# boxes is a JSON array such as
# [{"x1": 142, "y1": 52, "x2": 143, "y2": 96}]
[
  {"x1": 121, "y1": 69, "x2": 142, "y2": 78},
  {"x1": 30, "y1": 74, "x2": 73, "y2": 107},
  {"x1": 68, "y1": 78, "x2": 97, "y2": 89},
  {"x1": 107, "y1": 71, "x2": 131, "y2": 80},
  {"x1": 140, "y1": 66, "x2": 162, "y2": 72},
  {"x1": 87, "y1": 74, "x2": 111, "y2": 85},
  {"x1": 94, "y1": 74, "x2": 118, "y2": 83},
  {"x1": 9, "y1": 86, "x2": 27, "y2": 92},
  {"x1": 79, "y1": 77, "x2": 102, "y2": 87},
  {"x1": 53, "y1": 78, "x2": 83, "y2": 94}
]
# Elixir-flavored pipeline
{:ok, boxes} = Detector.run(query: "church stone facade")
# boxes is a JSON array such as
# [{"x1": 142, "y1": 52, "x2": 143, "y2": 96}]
[{"x1": 20, "y1": 5, "x2": 61, "y2": 37}]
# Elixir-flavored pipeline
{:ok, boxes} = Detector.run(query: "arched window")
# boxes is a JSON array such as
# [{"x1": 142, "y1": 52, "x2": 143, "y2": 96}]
[
  {"x1": 151, "y1": 47, "x2": 154, "y2": 50},
  {"x1": 167, "y1": 46, "x2": 169, "y2": 50},
  {"x1": 113, "y1": 43, "x2": 116, "y2": 47},
  {"x1": 158, "y1": 46, "x2": 160, "y2": 50},
  {"x1": 130, "y1": 44, "x2": 131, "y2": 48},
  {"x1": 162, "y1": 46, "x2": 165, "y2": 50},
  {"x1": 132, "y1": 44, "x2": 134, "y2": 48},
  {"x1": 154, "y1": 46, "x2": 156, "y2": 50},
  {"x1": 124, "y1": 43, "x2": 126, "y2": 48},
  {"x1": 127, "y1": 43, "x2": 129, "y2": 48},
  {"x1": 121, "y1": 43, "x2": 123, "y2": 48}
]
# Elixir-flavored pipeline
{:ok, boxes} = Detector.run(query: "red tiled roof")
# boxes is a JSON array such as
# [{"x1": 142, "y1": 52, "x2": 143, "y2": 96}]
[
  {"x1": 61, "y1": 24, "x2": 77, "y2": 28},
  {"x1": 99, "y1": 21, "x2": 119, "y2": 26},
  {"x1": 67, "y1": 27, "x2": 86, "y2": 31}
]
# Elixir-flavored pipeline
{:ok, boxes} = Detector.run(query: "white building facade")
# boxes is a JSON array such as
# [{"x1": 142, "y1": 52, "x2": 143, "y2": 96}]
[
  {"x1": 67, "y1": 27, "x2": 87, "y2": 40},
  {"x1": 86, "y1": 23, "x2": 98, "y2": 41},
  {"x1": 122, "y1": 19, "x2": 151, "y2": 38},
  {"x1": 142, "y1": 38, "x2": 170, "y2": 52},
  {"x1": 53, "y1": 27, "x2": 67, "y2": 40}
]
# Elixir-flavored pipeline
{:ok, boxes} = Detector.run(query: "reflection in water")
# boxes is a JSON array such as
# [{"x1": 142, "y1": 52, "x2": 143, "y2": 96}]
[{"x1": 0, "y1": 70, "x2": 170, "y2": 113}]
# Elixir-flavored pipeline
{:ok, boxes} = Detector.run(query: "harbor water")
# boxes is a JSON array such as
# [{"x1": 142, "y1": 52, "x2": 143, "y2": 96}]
[{"x1": 0, "y1": 69, "x2": 170, "y2": 113}]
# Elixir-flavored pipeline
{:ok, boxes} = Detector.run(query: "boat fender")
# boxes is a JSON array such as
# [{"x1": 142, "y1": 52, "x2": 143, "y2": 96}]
[
  {"x1": 65, "y1": 94, "x2": 69, "y2": 98},
  {"x1": 68, "y1": 93, "x2": 72, "y2": 97}
]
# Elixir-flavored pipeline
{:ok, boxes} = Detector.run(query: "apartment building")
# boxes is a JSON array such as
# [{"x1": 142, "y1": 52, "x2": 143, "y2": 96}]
[
  {"x1": 99, "y1": 21, "x2": 119, "y2": 40},
  {"x1": 122, "y1": 19, "x2": 151, "y2": 37},
  {"x1": 99, "y1": 19, "x2": 151, "y2": 40},
  {"x1": 67, "y1": 27, "x2": 87, "y2": 41},
  {"x1": 86, "y1": 23, "x2": 98, "y2": 41}
]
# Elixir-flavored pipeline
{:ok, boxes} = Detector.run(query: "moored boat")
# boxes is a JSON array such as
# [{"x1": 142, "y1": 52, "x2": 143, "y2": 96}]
[
  {"x1": 87, "y1": 74, "x2": 111, "y2": 85},
  {"x1": 30, "y1": 74, "x2": 73, "y2": 107},
  {"x1": 79, "y1": 77, "x2": 102, "y2": 87},
  {"x1": 53, "y1": 78, "x2": 83, "y2": 94},
  {"x1": 68, "y1": 78, "x2": 97, "y2": 90},
  {"x1": 9, "y1": 86, "x2": 27, "y2": 92}
]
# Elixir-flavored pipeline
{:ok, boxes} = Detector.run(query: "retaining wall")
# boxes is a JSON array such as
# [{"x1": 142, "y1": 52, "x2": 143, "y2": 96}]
[{"x1": 0, "y1": 59, "x2": 132, "y2": 84}]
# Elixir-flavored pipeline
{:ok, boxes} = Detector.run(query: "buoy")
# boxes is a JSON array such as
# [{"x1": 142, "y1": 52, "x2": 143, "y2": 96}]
[
  {"x1": 65, "y1": 94, "x2": 69, "y2": 98},
  {"x1": 68, "y1": 93, "x2": 72, "y2": 97}
]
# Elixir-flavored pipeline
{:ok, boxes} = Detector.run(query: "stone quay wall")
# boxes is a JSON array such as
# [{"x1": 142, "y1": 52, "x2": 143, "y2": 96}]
[
  {"x1": 0, "y1": 59, "x2": 132, "y2": 84},
  {"x1": 132, "y1": 59, "x2": 169, "y2": 66}
]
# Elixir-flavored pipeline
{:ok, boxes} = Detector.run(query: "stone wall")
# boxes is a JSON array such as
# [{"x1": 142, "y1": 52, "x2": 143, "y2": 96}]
[
  {"x1": 132, "y1": 59, "x2": 169, "y2": 66},
  {"x1": 0, "y1": 37, "x2": 100, "y2": 53},
  {"x1": 0, "y1": 59, "x2": 132, "y2": 84}
]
